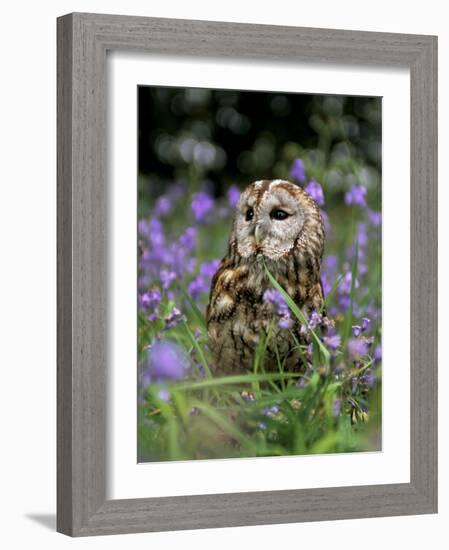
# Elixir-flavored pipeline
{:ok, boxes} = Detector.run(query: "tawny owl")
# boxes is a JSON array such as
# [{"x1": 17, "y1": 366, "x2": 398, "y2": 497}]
[{"x1": 206, "y1": 179, "x2": 325, "y2": 375}]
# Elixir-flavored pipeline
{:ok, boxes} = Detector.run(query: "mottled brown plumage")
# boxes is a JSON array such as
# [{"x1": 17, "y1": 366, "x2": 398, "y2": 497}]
[{"x1": 206, "y1": 179, "x2": 325, "y2": 375}]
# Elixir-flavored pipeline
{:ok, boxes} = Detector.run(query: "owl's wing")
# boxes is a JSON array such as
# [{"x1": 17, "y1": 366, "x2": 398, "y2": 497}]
[{"x1": 205, "y1": 258, "x2": 233, "y2": 325}]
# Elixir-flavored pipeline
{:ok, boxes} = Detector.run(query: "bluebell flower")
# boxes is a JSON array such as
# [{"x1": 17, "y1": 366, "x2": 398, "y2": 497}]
[
  {"x1": 361, "y1": 317, "x2": 371, "y2": 332},
  {"x1": 191, "y1": 191, "x2": 214, "y2": 222},
  {"x1": 324, "y1": 334, "x2": 341, "y2": 351},
  {"x1": 347, "y1": 338, "x2": 368, "y2": 360},
  {"x1": 368, "y1": 210, "x2": 382, "y2": 226},
  {"x1": 374, "y1": 345, "x2": 382, "y2": 362},
  {"x1": 263, "y1": 288, "x2": 292, "y2": 329},
  {"x1": 227, "y1": 185, "x2": 241, "y2": 208},
  {"x1": 305, "y1": 180, "x2": 325, "y2": 206},
  {"x1": 143, "y1": 341, "x2": 189, "y2": 384},
  {"x1": 188, "y1": 275, "x2": 209, "y2": 299},
  {"x1": 361, "y1": 368, "x2": 376, "y2": 387},
  {"x1": 290, "y1": 158, "x2": 306, "y2": 182},
  {"x1": 179, "y1": 227, "x2": 197, "y2": 251},
  {"x1": 139, "y1": 289, "x2": 161, "y2": 310},
  {"x1": 153, "y1": 195, "x2": 173, "y2": 217},
  {"x1": 160, "y1": 269, "x2": 177, "y2": 290},
  {"x1": 344, "y1": 184, "x2": 367, "y2": 207},
  {"x1": 200, "y1": 259, "x2": 220, "y2": 278}
]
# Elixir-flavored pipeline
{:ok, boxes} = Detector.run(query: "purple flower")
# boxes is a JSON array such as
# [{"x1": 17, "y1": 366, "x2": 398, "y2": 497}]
[
  {"x1": 147, "y1": 218, "x2": 165, "y2": 247},
  {"x1": 263, "y1": 289, "x2": 289, "y2": 317},
  {"x1": 179, "y1": 227, "x2": 197, "y2": 251},
  {"x1": 339, "y1": 271, "x2": 360, "y2": 295},
  {"x1": 278, "y1": 316, "x2": 293, "y2": 329},
  {"x1": 160, "y1": 269, "x2": 176, "y2": 290},
  {"x1": 290, "y1": 159, "x2": 306, "y2": 183},
  {"x1": 344, "y1": 184, "x2": 367, "y2": 207},
  {"x1": 153, "y1": 195, "x2": 173, "y2": 217},
  {"x1": 361, "y1": 368, "x2": 376, "y2": 387},
  {"x1": 305, "y1": 180, "x2": 325, "y2": 206},
  {"x1": 308, "y1": 310, "x2": 322, "y2": 329},
  {"x1": 191, "y1": 191, "x2": 214, "y2": 222},
  {"x1": 338, "y1": 295, "x2": 350, "y2": 311},
  {"x1": 139, "y1": 289, "x2": 161, "y2": 311},
  {"x1": 188, "y1": 275, "x2": 209, "y2": 299},
  {"x1": 368, "y1": 210, "x2": 382, "y2": 226},
  {"x1": 324, "y1": 255, "x2": 338, "y2": 277},
  {"x1": 352, "y1": 325, "x2": 362, "y2": 337},
  {"x1": 263, "y1": 288, "x2": 280, "y2": 304},
  {"x1": 187, "y1": 260, "x2": 219, "y2": 299},
  {"x1": 320, "y1": 209, "x2": 330, "y2": 234},
  {"x1": 143, "y1": 341, "x2": 189, "y2": 383},
  {"x1": 200, "y1": 259, "x2": 220, "y2": 278},
  {"x1": 165, "y1": 307, "x2": 186, "y2": 329},
  {"x1": 357, "y1": 223, "x2": 368, "y2": 247},
  {"x1": 321, "y1": 274, "x2": 331, "y2": 296},
  {"x1": 227, "y1": 185, "x2": 241, "y2": 208},
  {"x1": 374, "y1": 345, "x2": 382, "y2": 362},
  {"x1": 324, "y1": 334, "x2": 341, "y2": 351},
  {"x1": 263, "y1": 289, "x2": 292, "y2": 329},
  {"x1": 361, "y1": 317, "x2": 371, "y2": 332},
  {"x1": 347, "y1": 338, "x2": 369, "y2": 361}
]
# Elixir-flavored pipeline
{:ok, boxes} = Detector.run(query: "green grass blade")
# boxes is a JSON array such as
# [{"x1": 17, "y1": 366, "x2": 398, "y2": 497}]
[
  {"x1": 172, "y1": 371, "x2": 302, "y2": 392},
  {"x1": 322, "y1": 273, "x2": 344, "y2": 312},
  {"x1": 263, "y1": 262, "x2": 330, "y2": 364},
  {"x1": 183, "y1": 322, "x2": 212, "y2": 378}
]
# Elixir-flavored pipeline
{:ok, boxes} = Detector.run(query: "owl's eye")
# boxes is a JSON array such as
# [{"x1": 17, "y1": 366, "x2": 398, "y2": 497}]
[
  {"x1": 245, "y1": 208, "x2": 254, "y2": 221},
  {"x1": 270, "y1": 209, "x2": 290, "y2": 221}
]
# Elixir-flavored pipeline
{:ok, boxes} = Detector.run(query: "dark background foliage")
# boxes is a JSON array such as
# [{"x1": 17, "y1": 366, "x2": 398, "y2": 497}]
[{"x1": 138, "y1": 86, "x2": 381, "y2": 203}]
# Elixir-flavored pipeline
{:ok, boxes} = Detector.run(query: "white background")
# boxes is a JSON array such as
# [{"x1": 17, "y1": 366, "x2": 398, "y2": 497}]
[{"x1": 0, "y1": 1, "x2": 445, "y2": 549}]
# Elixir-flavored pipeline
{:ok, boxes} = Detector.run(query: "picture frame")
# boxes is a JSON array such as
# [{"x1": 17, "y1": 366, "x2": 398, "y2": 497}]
[{"x1": 57, "y1": 12, "x2": 438, "y2": 536}]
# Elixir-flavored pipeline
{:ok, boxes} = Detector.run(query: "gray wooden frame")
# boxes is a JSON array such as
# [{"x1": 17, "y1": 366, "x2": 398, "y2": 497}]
[{"x1": 57, "y1": 12, "x2": 438, "y2": 537}]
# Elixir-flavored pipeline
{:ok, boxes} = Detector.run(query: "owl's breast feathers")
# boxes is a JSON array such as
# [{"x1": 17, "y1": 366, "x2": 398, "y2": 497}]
[{"x1": 206, "y1": 254, "x2": 324, "y2": 374}]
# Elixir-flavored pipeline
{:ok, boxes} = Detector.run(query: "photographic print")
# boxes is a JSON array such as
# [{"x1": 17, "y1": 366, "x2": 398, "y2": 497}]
[{"x1": 137, "y1": 86, "x2": 382, "y2": 462}]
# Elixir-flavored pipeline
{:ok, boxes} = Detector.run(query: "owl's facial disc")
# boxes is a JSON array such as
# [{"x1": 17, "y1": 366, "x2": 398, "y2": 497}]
[{"x1": 234, "y1": 182, "x2": 307, "y2": 260}]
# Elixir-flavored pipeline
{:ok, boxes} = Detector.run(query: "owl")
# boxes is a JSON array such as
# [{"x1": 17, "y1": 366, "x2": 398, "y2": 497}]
[{"x1": 206, "y1": 179, "x2": 326, "y2": 375}]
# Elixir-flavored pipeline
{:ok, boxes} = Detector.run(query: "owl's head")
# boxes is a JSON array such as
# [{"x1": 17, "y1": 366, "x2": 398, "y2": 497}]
[{"x1": 231, "y1": 179, "x2": 324, "y2": 262}]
